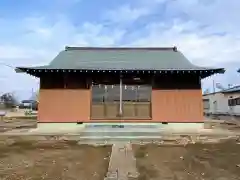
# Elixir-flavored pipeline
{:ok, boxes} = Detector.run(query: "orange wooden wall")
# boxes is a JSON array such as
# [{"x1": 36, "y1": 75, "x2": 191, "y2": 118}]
[
  {"x1": 38, "y1": 88, "x2": 204, "y2": 123},
  {"x1": 152, "y1": 89, "x2": 204, "y2": 122},
  {"x1": 38, "y1": 89, "x2": 90, "y2": 122}
]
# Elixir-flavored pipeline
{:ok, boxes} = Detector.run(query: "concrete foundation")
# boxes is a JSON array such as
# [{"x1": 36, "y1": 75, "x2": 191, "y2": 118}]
[
  {"x1": 1, "y1": 122, "x2": 206, "y2": 136},
  {"x1": 84, "y1": 122, "x2": 204, "y2": 131},
  {"x1": 34, "y1": 122, "x2": 204, "y2": 133},
  {"x1": 29, "y1": 123, "x2": 86, "y2": 134},
  {"x1": 159, "y1": 123, "x2": 204, "y2": 131},
  {"x1": 84, "y1": 123, "x2": 161, "y2": 128}
]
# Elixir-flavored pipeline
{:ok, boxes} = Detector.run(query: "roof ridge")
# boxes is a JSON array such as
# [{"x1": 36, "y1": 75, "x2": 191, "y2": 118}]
[{"x1": 65, "y1": 46, "x2": 178, "y2": 52}]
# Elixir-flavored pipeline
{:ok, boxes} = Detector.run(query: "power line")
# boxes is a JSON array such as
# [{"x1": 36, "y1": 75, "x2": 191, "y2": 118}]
[
  {"x1": 0, "y1": 62, "x2": 15, "y2": 69},
  {"x1": 0, "y1": 62, "x2": 16, "y2": 81}
]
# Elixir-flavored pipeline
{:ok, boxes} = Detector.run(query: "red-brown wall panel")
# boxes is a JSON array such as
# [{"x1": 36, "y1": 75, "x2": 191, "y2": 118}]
[
  {"x1": 38, "y1": 89, "x2": 203, "y2": 123},
  {"x1": 152, "y1": 89, "x2": 204, "y2": 122},
  {"x1": 38, "y1": 89, "x2": 90, "y2": 122}
]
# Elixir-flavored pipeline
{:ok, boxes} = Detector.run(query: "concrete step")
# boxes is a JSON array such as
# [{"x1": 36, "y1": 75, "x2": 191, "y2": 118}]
[
  {"x1": 79, "y1": 136, "x2": 163, "y2": 139},
  {"x1": 80, "y1": 131, "x2": 162, "y2": 137},
  {"x1": 77, "y1": 136, "x2": 166, "y2": 145},
  {"x1": 81, "y1": 123, "x2": 165, "y2": 138},
  {"x1": 77, "y1": 137, "x2": 164, "y2": 145},
  {"x1": 84, "y1": 123, "x2": 164, "y2": 129}
]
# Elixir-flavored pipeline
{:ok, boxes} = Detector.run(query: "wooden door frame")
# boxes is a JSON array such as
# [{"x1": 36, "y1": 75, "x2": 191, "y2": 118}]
[{"x1": 90, "y1": 83, "x2": 152, "y2": 120}]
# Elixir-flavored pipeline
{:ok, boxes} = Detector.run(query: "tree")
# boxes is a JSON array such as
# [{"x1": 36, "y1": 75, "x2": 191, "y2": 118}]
[{"x1": 0, "y1": 92, "x2": 18, "y2": 108}]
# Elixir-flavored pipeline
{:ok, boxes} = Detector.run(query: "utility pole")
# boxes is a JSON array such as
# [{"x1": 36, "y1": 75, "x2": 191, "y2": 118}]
[
  {"x1": 212, "y1": 80, "x2": 215, "y2": 93},
  {"x1": 212, "y1": 79, "x2": 217, "y2": 118},
  {"x1": 30, "y1": 88, "x2": 33, "y2": 111}
]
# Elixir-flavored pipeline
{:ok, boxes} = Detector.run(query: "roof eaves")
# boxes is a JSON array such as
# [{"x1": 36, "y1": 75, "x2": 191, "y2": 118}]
[
  {"x1": 221, "y1": 85, "x2": 240, "y2": 93},
  {"x1": 15, "y1": 65, "x2": 48, "y2": 71},
  {"x1": 202, "y1": 91, "x2": 224, "y2": 96},
  {"x1": 15, "y1": 67, "x2": 24, "y2": 73},
  {"x1": 15, "y1": 66, "x2": 225, "y2": 71}
]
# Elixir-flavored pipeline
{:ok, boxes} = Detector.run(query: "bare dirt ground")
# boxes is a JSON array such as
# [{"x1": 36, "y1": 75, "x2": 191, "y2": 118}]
[
  {"x1": 205, "y1": 119, "x2": 240, "y2": 133},
  {"x1": 0, "y1": 141, "x2": 111, "y2": 180},
  {"x1": 132, "y1": 140, "x2": 240, "y2": 180},
  {"x1": 0, "y1": 118, "x2": 37, "y2": 132}
]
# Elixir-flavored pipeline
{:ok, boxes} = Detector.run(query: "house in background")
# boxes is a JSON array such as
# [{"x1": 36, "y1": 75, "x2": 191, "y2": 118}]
[
  {"x1": 203, "y1": 85, "x2": 240, "y2": 117},
  {"x1": 15, "y1": 46, "x2": 224, "y2": 129},
  {"x1": 19, "y1": 100, "x2": 38, "y2": 111}
]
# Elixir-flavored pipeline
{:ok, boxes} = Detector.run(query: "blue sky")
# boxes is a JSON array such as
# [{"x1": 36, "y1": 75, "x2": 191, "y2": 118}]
[{"x1": 0, "y1": 0, "x2": 240, "y2": 100}]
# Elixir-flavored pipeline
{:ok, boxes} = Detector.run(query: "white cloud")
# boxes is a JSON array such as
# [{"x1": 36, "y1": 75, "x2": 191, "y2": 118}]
[
  {"x1": 165, "y1": 0, "x2": 240, "y2": 34},
  {"x1": 102, "y1": 0, "x2": 170, "y2": 24},
  {"x1": 130, "y1": 20, "x2": 240, "y2": 66},
  {"x1": 0, "y1": 17, "x2": 125, "y2": 62},
  {"x1": 0, "y1": 16, "x2": 125, "y2": 99},
  {"x1": 111, "y1": 0, "x2": 240, "y2": 90},
  {"x1": 103, "y1": 4, "x2": 150, "y2": 23},
  {"x1": 1, "y1": 0, "x2": 240, "y2": 99},
  {"x1": 72, "y1": 22, "x2": 126, "y2": 46}
]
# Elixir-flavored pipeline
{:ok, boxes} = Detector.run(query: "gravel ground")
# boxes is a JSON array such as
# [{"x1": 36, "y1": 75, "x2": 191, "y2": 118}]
[
  {"x1": 132, "y1": 139, "x2": 240, "y2": 180},
  {"x1": 0, "y1": 140, "x2": 112, "y2": 180}
]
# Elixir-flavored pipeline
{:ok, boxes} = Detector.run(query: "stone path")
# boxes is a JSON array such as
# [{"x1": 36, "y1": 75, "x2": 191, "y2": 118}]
[{"x1": 105, "y1": 142, "x2": 139, "y2": 180}]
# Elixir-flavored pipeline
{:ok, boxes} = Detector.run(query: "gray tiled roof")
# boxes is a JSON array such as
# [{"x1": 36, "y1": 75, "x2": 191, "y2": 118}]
[
  {"x1": 17, "y1": 47, "x2": 223, "y2": 71},
  {"x1": 221, "y1": 85, "x2": 240, "y2": 93},
  {"x1": 203, "y1": 85, "x2": 240, "y2": 96}
]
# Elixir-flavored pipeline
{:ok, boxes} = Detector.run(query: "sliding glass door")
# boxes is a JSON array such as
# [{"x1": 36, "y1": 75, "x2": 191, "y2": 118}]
[
  {"x1": 91, "y1": 84, "x2": 120, "y2": 119},
  {"x1": 122, "y1": 84, "x2": 152, "y2": 119},
  {"x1": 91, "y1": 78, "x2": 152, "y2": 119}
]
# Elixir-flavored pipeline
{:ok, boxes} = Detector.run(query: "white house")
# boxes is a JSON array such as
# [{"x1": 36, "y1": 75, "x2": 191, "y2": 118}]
[{"x1": 203, "y1": 85, "x2": 240, "y2": 116}]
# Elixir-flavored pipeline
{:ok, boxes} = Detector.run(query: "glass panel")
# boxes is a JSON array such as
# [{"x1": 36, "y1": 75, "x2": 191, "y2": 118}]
[
  {"x1": 91, "y1": 83, "x2": 120, "y2": 119},
  {"x1": 105, "y1": 85, "x2": 120, "y2": 102},
  {"x1": 122, "y1": 84, "x2": 152, "y2": 118},
  {"x1": 92, "y1": 84, "x2": 105, "y2": 103},
  {"x1": 91, "y1": 81, "x2": 152, "y2": 119},
  {"x1": 137, "y1": 86, "x2": 151, "y2": 102},
  {"x1": 122, "y1": 84, "x2": 151, "y2": 102}
]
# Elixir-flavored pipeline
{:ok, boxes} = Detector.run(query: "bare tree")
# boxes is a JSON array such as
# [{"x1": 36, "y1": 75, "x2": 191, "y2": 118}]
[{"x1": 0, "y1": 92, "x2": 18, "y2": 109}]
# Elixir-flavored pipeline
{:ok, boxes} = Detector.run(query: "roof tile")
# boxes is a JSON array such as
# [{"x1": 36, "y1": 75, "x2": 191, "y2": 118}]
[{"x1": 16, "y1": 47, "x2": 225, "y2": 77}]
